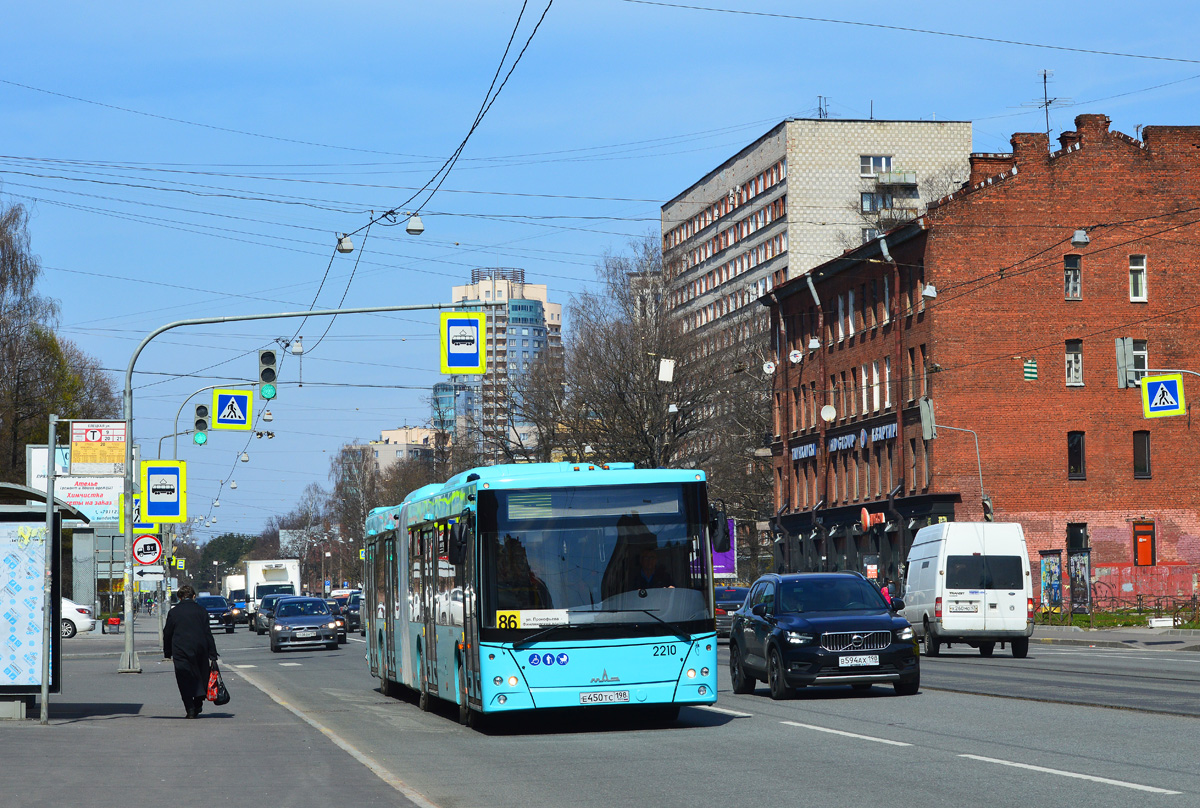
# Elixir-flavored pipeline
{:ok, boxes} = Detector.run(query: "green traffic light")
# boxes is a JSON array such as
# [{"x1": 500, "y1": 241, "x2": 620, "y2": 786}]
[
  {"x1": 261, "y1": 382, "x2": 277, "y2": 400},
  {"x1": 193, "y1": 432, "x2": 208, "y2": 446}
]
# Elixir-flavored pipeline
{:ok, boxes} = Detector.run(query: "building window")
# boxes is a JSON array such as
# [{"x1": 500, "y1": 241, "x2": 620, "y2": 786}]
[
  {"x1": 909, "y1": 438, "x2": 917, "y2": 492},
  {"x1": 1133, "y1": 431, "x2": 1151, "y2": 478},
  {"x1": 860, "y1": 155, "x2": 892, "y2": 177},
  {"x1": 1067, "y1": 431, "x2": 1086, "y2": 479},
  {"x1": 1132, "y1": 340, "x2": 1148, "y2": 384},
  {"x1": 1133, "y1": 521, "x2": 1155, "y2": 566},
  {"x1": 837, "y1": 294, "x2": 845, "y2": 341},
  {"x1": 861, "y1": 227, "x2": 880, "y2": 244},
  {"x1": 1067, "y1": 523, "x2": 1089, "y2": 552},
  {"x1": 872, "y1": 361, "x2": 881, "y2": 412},
  {"x1": 1129, "y1": 255, "x2": 1147, "y2": 302},
  {"x1": 861, "y1": 192, "x2": 893, "y2": 212},
  {"x1": 1064, "y1": 255, "x2": 1081, "y2": 300},
  {"x1": 884, "y1": 357, "x2": 892, "y2": 409},
  {"x1": 862, "y1": 448, "x2": 871, "y2": 498},
  {"x1": 923, "y1": 439, "x2": 932, "y2": 488},
  {"x1": 1065, "y1": 340, "x2": 1083, "y2": 386}
]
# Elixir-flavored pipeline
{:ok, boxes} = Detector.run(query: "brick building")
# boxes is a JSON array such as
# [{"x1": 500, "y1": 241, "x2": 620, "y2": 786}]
[{"x1": 764, "y1": 114, "x2": 1200, "y2": 602}]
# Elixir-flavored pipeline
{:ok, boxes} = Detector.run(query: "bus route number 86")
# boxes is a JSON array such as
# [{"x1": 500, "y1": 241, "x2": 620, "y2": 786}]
[{"x1": 496, "y1": 611, "x2": 521, "y2": 629}]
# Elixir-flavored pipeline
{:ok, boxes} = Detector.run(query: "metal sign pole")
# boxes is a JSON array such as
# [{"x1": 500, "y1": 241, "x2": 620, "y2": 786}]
[{"x1": 40, "y1": 415, "x2": 57, "y2": 725}]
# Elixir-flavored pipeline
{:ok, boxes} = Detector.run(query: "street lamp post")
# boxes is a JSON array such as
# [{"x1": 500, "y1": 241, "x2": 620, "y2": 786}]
[{"x1": 118, "y1": 300, "x2": 500, "y2": 672}]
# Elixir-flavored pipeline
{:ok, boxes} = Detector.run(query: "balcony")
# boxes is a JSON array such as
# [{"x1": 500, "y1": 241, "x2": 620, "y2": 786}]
[{"x1": 875, "y1": 171, "x2": 917, "y2": 187}]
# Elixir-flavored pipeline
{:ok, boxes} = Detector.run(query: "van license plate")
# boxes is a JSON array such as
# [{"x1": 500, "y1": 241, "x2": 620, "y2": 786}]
[
  {"x1": 579, "y1": 690, "x2": 629, "y2": 704},
  {"x1": 949, "y1": 603, "x2": 978, "y2": 613},
  {"x1": 839, "y1": 655, "x2": 878, "y2": 667}
]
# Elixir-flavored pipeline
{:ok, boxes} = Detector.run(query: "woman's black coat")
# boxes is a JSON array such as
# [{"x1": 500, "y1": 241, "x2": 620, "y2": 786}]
[{"x1": 163, "y1": 599, "x2": 218, "y2": 682}]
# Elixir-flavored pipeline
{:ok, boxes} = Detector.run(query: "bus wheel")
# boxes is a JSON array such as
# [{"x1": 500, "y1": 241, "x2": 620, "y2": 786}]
[
  {"x1": 380, "y1": 677, "x2": 394, "y2": 697},
  {"x1": 419, "y1": 669, "x2": 433, "y2": 712}
]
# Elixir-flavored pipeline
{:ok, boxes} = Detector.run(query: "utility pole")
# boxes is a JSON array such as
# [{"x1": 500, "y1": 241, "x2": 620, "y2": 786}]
[{"x1": 117, "y1": 300, "x2": 502, "y2": 673}]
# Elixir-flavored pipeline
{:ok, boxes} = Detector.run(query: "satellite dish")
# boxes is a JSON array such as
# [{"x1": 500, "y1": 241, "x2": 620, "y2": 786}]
[
  {"x1": 788, "y1": 350, "x2": 803, "y2": 364},
  {"x1": 820, "y1": 404, "x2": 837, "y2": 422},
  {"x1": 762, "y1": 361, "x2": 777, "y2": 375}
]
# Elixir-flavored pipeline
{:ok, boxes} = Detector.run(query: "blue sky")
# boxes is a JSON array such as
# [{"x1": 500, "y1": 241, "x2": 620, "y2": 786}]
[{"x1": 3, "y1": 1, "x2": 1197, "y2": 540}]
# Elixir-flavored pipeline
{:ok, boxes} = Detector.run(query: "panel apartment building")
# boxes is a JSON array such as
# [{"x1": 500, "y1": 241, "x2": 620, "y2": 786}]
[
  {"x1": 763, "y1": 114, "x2": 1200, "y2": 601},
  {"x1": 439, "y1": 268, "x2": 563, "y2": 455},
  {"x1": 661, "y1": 119, "x2": 972, "y2": 356}
]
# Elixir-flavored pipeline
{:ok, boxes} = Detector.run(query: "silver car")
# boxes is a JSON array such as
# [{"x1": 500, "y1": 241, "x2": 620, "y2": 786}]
[{"x1": 269, "y1": 597, "x2": 338, "y2": 652}]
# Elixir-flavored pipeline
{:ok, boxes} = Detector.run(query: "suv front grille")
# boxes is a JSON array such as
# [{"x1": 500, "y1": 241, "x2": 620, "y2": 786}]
[{"x1": 821, "y1": 631, "x2": 891, "y2": 652}]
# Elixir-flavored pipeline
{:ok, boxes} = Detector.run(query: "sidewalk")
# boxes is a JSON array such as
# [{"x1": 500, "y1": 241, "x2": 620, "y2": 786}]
[
  {"x1": 1033, "y1": 622, "x2": 1200, "y2": 652},
  {"x1": 2, "y1": 619, "x2": 413, "y2": 807}
]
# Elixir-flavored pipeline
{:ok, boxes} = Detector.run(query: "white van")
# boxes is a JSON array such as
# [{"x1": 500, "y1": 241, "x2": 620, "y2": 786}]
[{"x1": 901, "y1": 522, "x2": 1033, "y2": 658}]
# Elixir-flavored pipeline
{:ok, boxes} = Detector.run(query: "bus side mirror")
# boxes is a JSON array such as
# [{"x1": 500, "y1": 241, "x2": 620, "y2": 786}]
[
  {"x1": 447, "y1": 523, "x2": 466, "y2": 566},
  {"x1": 710, "y1": 510, "x2": 731, "y2": 553}
]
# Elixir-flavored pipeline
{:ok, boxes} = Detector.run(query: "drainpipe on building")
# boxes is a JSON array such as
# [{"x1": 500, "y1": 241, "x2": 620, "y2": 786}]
[{"x1": 879, "y1": 237, "x2": 906, "y2": 498}]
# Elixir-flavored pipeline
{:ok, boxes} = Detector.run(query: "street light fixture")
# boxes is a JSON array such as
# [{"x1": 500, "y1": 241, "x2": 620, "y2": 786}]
[{"x1": 240, "y1": 452, "x2": 250, "y2": 463}]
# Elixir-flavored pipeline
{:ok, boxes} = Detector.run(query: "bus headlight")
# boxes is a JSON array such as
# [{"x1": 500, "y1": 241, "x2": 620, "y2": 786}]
[
  {"x1": 686, "y1": 669, "x2": 696, "y2": 679},
  {"x1": 700, "y1": 667, "x2": 709, "y2": 677},
  {"x1": 508, "y1": 676, "x2": 519, "y2": 687},
  {"x1": 493, "y1": 676, "x2": 503, "y2": 686}
]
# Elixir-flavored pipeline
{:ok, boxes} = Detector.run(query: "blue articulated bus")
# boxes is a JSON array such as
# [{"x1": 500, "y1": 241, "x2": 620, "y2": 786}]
[{"x1": 363, "y1": 462, "x2": 721, "y2": 726}]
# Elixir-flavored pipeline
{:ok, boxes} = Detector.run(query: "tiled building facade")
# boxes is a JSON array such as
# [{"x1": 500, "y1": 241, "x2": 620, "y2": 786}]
[
  {"x1": 661, "y1": 119, "x2": 972, "y2": 357},
  {"x1": 764, "y1": 114, "x2": 1200, "y2": 602}
]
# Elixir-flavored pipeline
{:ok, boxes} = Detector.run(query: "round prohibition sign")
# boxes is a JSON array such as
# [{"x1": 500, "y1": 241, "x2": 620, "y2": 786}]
[{"x1": 133, "y1": 534, "x2": 163, "y2": 565}]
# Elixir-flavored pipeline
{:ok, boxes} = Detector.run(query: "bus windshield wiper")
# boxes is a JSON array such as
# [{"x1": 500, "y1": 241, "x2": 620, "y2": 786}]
[{"x1": 591, "y1": 609, "x2": 691, "y2": 642}]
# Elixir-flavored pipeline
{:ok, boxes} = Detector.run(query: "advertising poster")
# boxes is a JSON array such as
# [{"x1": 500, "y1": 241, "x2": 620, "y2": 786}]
[
  {"x1": 1039, "y1": 550, "x2": 1062, "y2": 612},
  {"x1": 1068, "y1": 548, "x2": 1092, "y2": 615},
  {"x1": 713, "y1": 518, "x2": 736, "y2": 577},
  {"x1": 2, "y1": 521, "x2": 55, "y2": 690},
  {"x1": 26, "y1": 445, "x2": 125, "y2": 523}
]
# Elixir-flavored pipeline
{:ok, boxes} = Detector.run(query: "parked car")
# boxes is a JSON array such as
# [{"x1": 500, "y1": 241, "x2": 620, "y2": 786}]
[
  {"x1": 270, "y1": 596, "x2": 338, "y2": 652},
  {"x1": 325, "y1": 600, "x2": 348, "y2": 643},
  {"x1": 729, "y1": 572, "x2": 919, "y2": 699},
  {"x1": 252, "y1": 593, "x2": 288, "y2": 635},
  {"x1": 345, "y1": 591, "x2": 363, "y2": 635},
  {"x1": 196, "y1": 595, "x2": 235, "y2": 634},
  {"x1": 714, "y1": 585, "x2": 750, "y2": 637},
  {"x1": 61, "y1": 598, "x2": 95, "y2": 638}
]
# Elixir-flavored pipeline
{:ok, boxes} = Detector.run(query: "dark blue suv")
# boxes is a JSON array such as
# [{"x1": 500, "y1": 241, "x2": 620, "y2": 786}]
[{"x1": 728, "y1": 572, "x2": 919, "y2": 698}]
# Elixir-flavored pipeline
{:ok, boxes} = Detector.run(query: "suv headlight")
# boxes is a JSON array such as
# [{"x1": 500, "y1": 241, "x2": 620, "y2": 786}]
[
  {"x1": 895, "y1": 626, "x2": 913, "y2": 641},
  {"x1": 785, "y1": 631, "x2": 814, "y2": 645}
]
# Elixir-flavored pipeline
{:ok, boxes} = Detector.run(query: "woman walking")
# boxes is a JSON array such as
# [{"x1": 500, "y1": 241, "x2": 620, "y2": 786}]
[{"x1": 162, "y1": 585, "x2": 218, "y2": 718}]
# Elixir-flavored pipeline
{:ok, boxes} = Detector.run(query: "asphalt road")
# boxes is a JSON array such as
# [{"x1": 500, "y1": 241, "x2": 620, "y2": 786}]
[
  {"x1": 919, "y1": 643, "x2": 1200, "y2": 717},
  {"x1": 209, "y1": 630, "x2": 1200, "y2": 808}
]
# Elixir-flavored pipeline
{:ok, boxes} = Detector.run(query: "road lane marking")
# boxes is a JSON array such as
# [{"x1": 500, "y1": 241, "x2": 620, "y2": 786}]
[
  {"x1": 348, "y1": 637, "x2": 367, "y2": 644},
  {"x1": 233, "y1": 664, "x2": 257, "y2": 669},
  {"x1": 228, "y1": 666, "x2": 440, "y2": 808},
  {"x1": 781, "y1": 721, "x2": 911, "y2": 747},
  {"x1": 279, "y1": 662, "x2": 302, "y2": 667},
  {"x1": 695, "y1": 705, "x2": 753, "y2": 718},
  {"x1": 958, "y1": 754, "x2": 1181, "y2": 795}
]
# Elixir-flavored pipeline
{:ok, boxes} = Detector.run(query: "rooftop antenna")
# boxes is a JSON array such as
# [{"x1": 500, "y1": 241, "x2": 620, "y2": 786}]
[
  {"x1": 1021, "y1": 70, "x2": 1071, "y2": 150},
  {"x1": 817, "y1": 96, "x2": 829, "y2": 119}
]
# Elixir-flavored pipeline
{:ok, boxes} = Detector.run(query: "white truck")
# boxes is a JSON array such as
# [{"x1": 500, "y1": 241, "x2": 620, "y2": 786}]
[
  {"x1": 221, "y1": 574, "x2": 249, "y2": 623},
  {"x1": 244, "y1": 559, "x2": 300, "y2": 627}
]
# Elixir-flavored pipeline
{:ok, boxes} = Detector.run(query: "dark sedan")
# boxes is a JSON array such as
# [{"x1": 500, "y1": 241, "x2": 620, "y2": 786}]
[
  {"x1": 729, "y1": 572, "x2": 919, "y2": 699},
  {"x1": 345, "y1": 591, "x2": 363, "y2": 635},
  {"x1": 325, "y1": 600, "x2": 348, "y2": 643},
  {"x1": 196, "y1": 595, "x2": 235, "y2": 634},
  {"x1": 714, "y1": 585, "x2": 750, "y2": 637},
  {"x1": 270, "y1": 596, "x2": 338, "y2": 652}
]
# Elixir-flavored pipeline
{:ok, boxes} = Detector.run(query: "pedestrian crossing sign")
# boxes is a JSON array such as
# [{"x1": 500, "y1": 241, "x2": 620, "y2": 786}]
[
  {"x1": 212, "y1": 388, "x2": 253, "y2": 430},
  {"x1": 1141, "y1": 373, "x2": 1185, "y2": 419}
]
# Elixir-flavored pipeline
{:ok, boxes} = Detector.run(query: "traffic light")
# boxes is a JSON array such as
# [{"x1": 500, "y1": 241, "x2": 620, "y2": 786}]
[
  {"x1": 193, "y1": 404, "x2": 209, "y2": 446},
  {"x1": 258, "y1": 349, "x2": 278, "y2": 400},
  {"x1": 982, "y1": 495, "x2": 995, "y2": 522},
  {"x1": 918, "y1": 396, "x2": 937, "y2": 441}
]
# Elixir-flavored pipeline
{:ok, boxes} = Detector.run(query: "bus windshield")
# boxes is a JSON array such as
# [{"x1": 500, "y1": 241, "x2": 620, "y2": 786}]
[{"x1": 478, "y1": 483, "x2": 711, "y2": 631}]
